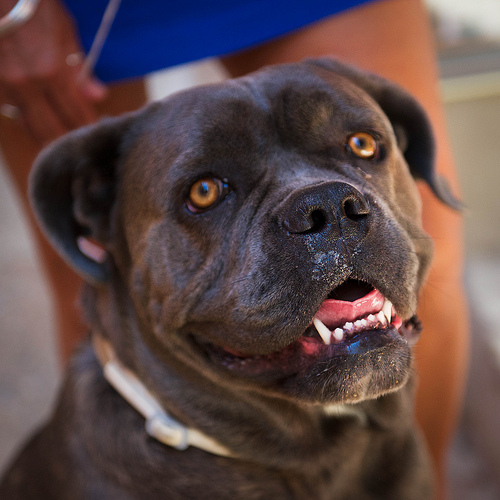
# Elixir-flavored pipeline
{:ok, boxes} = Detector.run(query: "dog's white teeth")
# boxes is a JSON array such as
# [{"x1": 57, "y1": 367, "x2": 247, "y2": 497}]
[
  {"x1": 313, "y1": 317, "x2": 332, "y2": 345},
  {"x1": 382, "y1": 299, "x2": 393, "y2": 324},
  {"x1": 377, "y1": 311, "x2": 387, "y2": 325},
  {"x1": 313, "y1": 301, "x2": 396, "y2": 346},
  {"x1": 333, "y1": 328, "x2": 344, "y2": 341}
]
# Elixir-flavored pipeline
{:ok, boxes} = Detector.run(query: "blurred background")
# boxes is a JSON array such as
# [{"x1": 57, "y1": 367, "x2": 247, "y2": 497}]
[{"x1": 1, "y1": 1, "x2": 500, "y2": 498}]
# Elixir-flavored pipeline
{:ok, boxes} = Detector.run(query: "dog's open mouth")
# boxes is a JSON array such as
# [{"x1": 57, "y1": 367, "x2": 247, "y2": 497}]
[
  {"x1": 199, "y1": 280, "x2": 421, "y2": 382},
  {"x1": 309, "y1": 280, "x2": 402, "y2": 346}
]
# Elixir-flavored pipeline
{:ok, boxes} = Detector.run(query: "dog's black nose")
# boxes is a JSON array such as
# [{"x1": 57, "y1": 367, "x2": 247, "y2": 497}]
[{"x1": 279, "y1": 182, "x2": 370, "y2": 241}]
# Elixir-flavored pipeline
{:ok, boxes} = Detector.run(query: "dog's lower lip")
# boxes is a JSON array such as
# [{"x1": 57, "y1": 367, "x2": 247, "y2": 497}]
[
  {"x1": 190, "y1": 286, "x2": 420, "y2": 382},
  {"x1": 197, "y1": 314, "x2": 420, "y2": 383},
  {"x1": 219, "y1": 311, "x2": 402, "y2": 360},
  {"x1": 205, "y1": 288, "x2": 406, "y2": 360},
  {"x1": 200, "y1": 323, "x2": 411, "y2": 382}
]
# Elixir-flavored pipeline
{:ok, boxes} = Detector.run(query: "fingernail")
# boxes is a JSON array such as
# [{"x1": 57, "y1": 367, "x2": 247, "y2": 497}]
[{"x1": 81, "y1": 78, "x2": 108, "y2": 101}]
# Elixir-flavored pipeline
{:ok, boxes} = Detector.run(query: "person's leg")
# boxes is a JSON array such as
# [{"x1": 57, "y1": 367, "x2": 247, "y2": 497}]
[
  {"x1": 222, "y1": 1, "x2": 468, "y2": 498},
  {"x1": 0, "y1": 78, "x2": 147, "y2": 362}
]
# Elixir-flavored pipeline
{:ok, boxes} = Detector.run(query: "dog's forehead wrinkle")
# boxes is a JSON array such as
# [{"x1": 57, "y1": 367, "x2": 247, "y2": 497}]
[
  {"x1": 312, "y1": 68, "x2": 399, "y2": 130},
  {"x1": 191, "y1": 83, "x2": 271, "y2": 129},
  {"x1": 274, "y1": 75, "x2": 388, "y2": 123},
  {"x1": 138, "y1": 84, "x2": 270, "y2": 160},
  {"x1": 232, "y1": 71, "x2": 393, "y2": 159},
  {"x1": 239, "y1": 76, "x2": 274, "y2": 114}
]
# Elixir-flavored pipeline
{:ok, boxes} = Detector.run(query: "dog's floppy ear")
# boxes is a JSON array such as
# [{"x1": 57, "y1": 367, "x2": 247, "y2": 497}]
[
  {"x1": 29, "y1": 112, "x2": 138, "y2": 283},
  {"x1": 307, "y1": 58, "x2": 462, "y2": 210}
]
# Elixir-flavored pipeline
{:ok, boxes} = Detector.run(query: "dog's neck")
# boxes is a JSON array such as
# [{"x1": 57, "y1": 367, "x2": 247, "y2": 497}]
[
  {"x1": 91, "y1": 333, "x2": 369, "y2": 462},
  {"x1": 92, "y1": 333, "x2": 235, "y2": 458}
]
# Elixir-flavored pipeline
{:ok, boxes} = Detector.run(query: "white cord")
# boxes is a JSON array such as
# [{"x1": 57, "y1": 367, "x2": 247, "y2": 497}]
[{"x1": 78, "y1": 0, "x2": 122, "y2": 81}]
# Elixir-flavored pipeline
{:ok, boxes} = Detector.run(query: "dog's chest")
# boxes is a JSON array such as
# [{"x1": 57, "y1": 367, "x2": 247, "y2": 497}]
[{"x1": 138, "y1": 453, "x2": 366, "y2": 500}]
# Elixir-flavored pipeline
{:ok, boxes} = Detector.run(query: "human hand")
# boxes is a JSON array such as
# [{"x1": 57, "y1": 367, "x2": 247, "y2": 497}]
[{"x1": 0, "y1": 0, "x2": 107, "y2": 144}]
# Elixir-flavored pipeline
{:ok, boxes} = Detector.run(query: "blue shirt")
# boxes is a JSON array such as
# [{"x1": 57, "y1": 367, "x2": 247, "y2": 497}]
[{"x1": 64, "y1": 0, "x2": 372, "y2": 82}]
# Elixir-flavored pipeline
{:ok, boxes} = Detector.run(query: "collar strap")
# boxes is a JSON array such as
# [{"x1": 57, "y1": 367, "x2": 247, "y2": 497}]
[{"x1": 92, "y1": 334, "x2": 234, "y2": 458}]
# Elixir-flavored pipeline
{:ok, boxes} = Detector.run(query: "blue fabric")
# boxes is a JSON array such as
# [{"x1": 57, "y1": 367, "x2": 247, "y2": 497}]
[{"x1": 64, "y1": 0, "x2": 372, "y2": 82}]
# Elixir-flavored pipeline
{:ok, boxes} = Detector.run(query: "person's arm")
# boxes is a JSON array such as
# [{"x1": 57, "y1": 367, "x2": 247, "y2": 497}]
[
  {"x1": 222, "y1": 1, "x2": 468, "y2": 498},
  {"x1": 0, "y1": 0, "x2": 106, "y2": 144}
]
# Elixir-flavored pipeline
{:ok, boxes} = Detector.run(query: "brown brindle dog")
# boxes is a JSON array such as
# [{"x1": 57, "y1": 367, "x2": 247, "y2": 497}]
[{"x1": 0, "y1": 59, "x2": 459, "y2": 499}]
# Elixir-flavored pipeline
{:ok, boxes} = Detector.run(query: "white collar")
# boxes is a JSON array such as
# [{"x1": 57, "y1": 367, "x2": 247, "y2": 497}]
[
  {"x1": 92, "y1": 335, "x2": 366, "y2": 459},
  {"x1": 92, "y1": 334, "x2": 234, "y2": 458}
]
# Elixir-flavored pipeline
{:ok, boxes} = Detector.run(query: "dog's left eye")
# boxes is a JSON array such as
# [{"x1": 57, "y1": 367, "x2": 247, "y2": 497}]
[
  {"x1": 345, "y1": 132, "x2": 379, "y2": 160},
  {"x1": 187, "y1": 177, "x2": 228, "y2": 213}
]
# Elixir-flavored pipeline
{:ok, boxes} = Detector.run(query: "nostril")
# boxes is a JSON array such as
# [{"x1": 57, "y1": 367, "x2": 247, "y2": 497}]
[
  {"x1": 306, "y1": 209, "x2": 327, "y2": 234},
  {"x1": 283, "y1": 207, "x2": 328, "y2": 234},
  {"x1": 342, "y1": 197, "x2": 369, "y2": 222}
]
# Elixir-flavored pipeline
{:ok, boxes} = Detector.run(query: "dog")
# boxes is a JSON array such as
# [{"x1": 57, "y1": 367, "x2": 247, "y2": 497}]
[{"x1": 0, "y1": 59, "x2": 459, "y2": 499}]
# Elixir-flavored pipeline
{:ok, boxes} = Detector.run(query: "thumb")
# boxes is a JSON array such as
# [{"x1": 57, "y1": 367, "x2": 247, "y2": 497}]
[{"x1": 78, "y1": 75, "x2": 108, "y2": 102}]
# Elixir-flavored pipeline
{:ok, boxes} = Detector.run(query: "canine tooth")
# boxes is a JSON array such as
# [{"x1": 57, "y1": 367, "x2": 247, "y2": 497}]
[
  {"x1": 377, "y1": 311, "x2": 386, "y2": 324},
  {"x1": 382, "y1": 299, "x2": 393, "y2": 324},
  {"x1": 313, "y1": 317, "x2": 332, "y2": 345},
  {"x1": 333, "y1": 328, "x2": 344, "y2": 341}
]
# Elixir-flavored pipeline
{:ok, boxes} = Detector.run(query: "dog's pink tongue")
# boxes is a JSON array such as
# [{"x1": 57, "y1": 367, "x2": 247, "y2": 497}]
[{"x1": 316, "y1": 289, "x2": 385, "y2": 328}]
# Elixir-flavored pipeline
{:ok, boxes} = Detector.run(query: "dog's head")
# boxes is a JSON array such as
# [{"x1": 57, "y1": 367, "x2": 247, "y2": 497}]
[{"x1": 30, "y1": 59, "x2": 459, "y2": 405}]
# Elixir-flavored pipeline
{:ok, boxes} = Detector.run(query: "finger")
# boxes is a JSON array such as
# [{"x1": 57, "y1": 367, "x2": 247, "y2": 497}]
[
  {"x1": 45, "y1": 61, "x2": 109, "y2": 130},
  {"x1": 78, "y1": 74, "x2": 108, "y2": 102},
  {"x1": 62, "y1": 50, "x2": 108, "y2": 101},
  {"x1": 12, "y1": 82, "x2": 67, "y2": 144},
  {"x1": 46, "y1": 73, "x2": 99, "y2": 130}
]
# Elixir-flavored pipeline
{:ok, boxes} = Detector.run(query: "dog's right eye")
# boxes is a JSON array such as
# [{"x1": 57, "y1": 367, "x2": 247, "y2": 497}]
[{"x1": 187, "y1": 177, "x2": 228, "y2": 213}]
